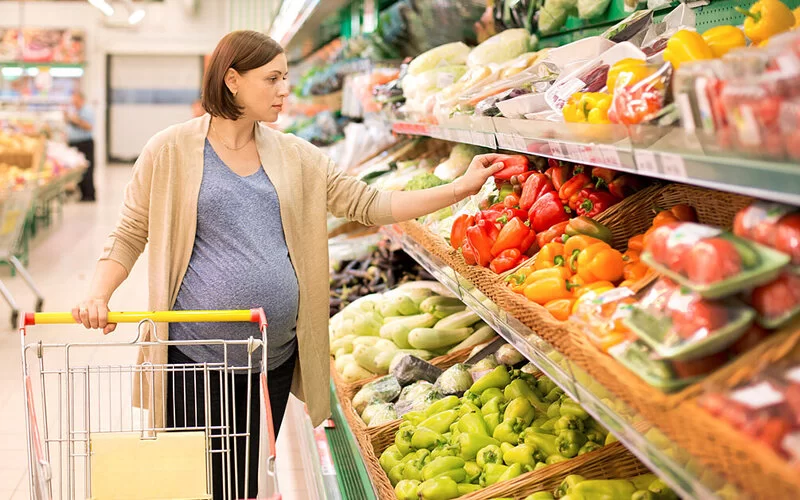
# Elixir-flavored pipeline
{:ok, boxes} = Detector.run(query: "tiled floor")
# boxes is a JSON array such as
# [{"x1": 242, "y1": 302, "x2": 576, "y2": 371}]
[{"x1": 0, "y1": 165, "x2": 316, "y2": 499}]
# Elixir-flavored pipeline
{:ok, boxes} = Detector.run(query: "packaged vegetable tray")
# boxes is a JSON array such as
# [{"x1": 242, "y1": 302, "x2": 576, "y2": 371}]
[
  {"x1": 624, "y1": 278, "x2": 756, "y2": 361},
  {"x1": 571, "y1": 287, "x2": 637, "y2": 353},
  {"x1": 642, "y1": 222, "x2": 790, "y2": 298},
  {"x1": 733, "y1": 202, "x2": 800, "y2": 267},
  {"x1": 608, "y1": 339, "x2": 710, "y2": 392},
  {"x1": 744, "y1": 271, "x2": 800, "y2": 329}
]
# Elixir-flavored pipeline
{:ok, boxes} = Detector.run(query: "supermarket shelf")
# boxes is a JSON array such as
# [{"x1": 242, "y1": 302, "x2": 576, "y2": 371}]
[
  {"x1": 383, "y1": 225, "x2": 734, "y2": 500},
  {"x1": 391, "y1": 118, "x2": 800, "y2": 206}
]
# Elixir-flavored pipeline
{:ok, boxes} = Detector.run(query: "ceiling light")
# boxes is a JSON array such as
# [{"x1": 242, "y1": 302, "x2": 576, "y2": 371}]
[
  {"x1": 1, "y1": 67, "x2": 23, "y2": 78},
  {"x1": 128, "y1": 9, "x2": 146, "y2": 24},
  {"x1": 88, "y1": 0, "x2": 114, "y2": 17},
  {"x1": 49, "y1": 67, "x2": 85, "y2": 78}
]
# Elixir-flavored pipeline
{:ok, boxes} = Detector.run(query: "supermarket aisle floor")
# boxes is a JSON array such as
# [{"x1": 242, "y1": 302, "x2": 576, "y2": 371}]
[{"x1": 0, "y1": 165, "x2": 314, "y2": 499}]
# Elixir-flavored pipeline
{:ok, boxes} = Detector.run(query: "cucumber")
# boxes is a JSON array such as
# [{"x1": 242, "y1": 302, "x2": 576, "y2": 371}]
[
  {"x1": 447, "y1": 325, "x2": 496, "y2": 354},
  {"x1": 407, "y1": 327, "x2": 473, "y2": 350},
  {"x1": 434, "y1": 310, "x2": 481, "y2": 330},
  {"x1": 419, "y1": 296, "x2": 464, "y2": 313}
]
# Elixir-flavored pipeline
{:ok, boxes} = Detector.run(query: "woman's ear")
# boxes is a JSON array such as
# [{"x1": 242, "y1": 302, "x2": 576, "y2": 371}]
[{"x1": 224, "y1": 68, "x2": 239, "y2": 96}]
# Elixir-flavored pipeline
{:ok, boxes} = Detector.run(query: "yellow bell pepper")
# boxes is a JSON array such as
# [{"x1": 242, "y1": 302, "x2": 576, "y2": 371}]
[
  {"x1": 606, "y1": 58, "x2": 654, "y2": 92},
  {"x1": 576, "y1": 243, "x2": 625, "y2": 283},
  {"x1": 562, "y1": 92, "x2": 611, "y2": 124},
  {"x1": 535, "y1": 242, "x2": 566, "y2": 270},
  {"x1": 701, "y1": 25, "x2": 747, "y2": 58},
  {"x1": 736, "y1": 0, "x2": 795, "y2": 45},
  {"x1": 663, "y1": 30, "x2": 714, "y2": 70},
  {"x1": 794, "y1": 7, "x2": 800, "y2": 29},
  {"x1": 524, "y1": 267, "x2": 572, "y2": 285},
  {"x1": 523, "y1": 276, "x2": 572, "y2": 305}
]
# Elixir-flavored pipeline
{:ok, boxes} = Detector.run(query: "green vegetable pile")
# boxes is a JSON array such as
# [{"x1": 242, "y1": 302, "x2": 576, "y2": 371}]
[
  {"x1": 381, "y1": 365, "x2": 616, "y2": 499},
  {"x1": 330, "y1": 283, "x2": 496, "y2": 383},
  {"x1": 405, "y1": 172, "x2": 449, "y2": 191},
  {"x1": 522, "y1": 472, "x2": 677, "y2": 500}
]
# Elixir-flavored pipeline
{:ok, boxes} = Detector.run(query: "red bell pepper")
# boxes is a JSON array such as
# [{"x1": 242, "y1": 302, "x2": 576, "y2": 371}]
[
  {"x1": 491, "y1": 217, "x2": 530, "y2": 257},
  {"x1": 529, "y1": 191, "x2": 570, "y2": 233},
  {"x1": 607, "y1": 174, "x2": 645, "y2": 199},
  {"x1": 497, "y1": 207, "x2": 528, "y2": 225},
  {"x1": 535, "y1": 220, "x2": 569, "y2": 249},
  {"x1": 545, "y1": 162, "x2": 572, "y2": 192},
  {"x1": 450, "y1": 214, "x2": 474, "y2": 250},
  {"x1": 558, "y1": 172, "x2": 592, "y2": 204},
  {"x1": 489, "y1": 248, "x2": 524, "y2": 274},
  {"x1": 466, "y1": 225, "x2": 494, "y2": 267},
  {"x1": 477, "y1": 217, "x2": 500, "y2": 242},
  {"x1": 575, "y1": 189, "x2": 620, "y2": 218},
  {"x1": 590, "y1": 167, "x2": 617, "y2": 188},
  {"x1": 519, "y1": 173, "x2": 555, "y2": 211},
  {"x1": 503, "y1": 193, "x2": 521, "y2": 208},
  {"x1": 462, "y1": 239, "x2": 478, "y2": 265},
  {"x1": 520, "y1": 230, "x2": 538, "y2": 256},
  {"x1": 493, "y1": 155, "x2": 529, "y2": 181}
]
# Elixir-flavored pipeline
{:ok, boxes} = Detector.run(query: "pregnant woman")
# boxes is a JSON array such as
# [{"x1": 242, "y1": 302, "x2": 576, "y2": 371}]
[{"x1": 73, "y1": 30, "x2": 505, "y2": 498}]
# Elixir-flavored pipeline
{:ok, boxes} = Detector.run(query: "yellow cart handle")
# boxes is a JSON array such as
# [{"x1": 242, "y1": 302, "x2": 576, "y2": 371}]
[{"x1": 24, "y1": 309, "x2": 267, "y2": 327}]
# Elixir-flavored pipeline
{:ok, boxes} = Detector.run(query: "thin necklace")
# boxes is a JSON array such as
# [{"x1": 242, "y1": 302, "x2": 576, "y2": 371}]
[{"x1": 210, "y1": 120, "x2": 254, "y2": 151}]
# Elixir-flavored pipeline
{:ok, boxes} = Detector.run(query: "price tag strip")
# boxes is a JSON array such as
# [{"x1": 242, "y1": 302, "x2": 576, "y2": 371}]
[{"x1": 634, "y1": 150, "x2": 660, "y2": 175}]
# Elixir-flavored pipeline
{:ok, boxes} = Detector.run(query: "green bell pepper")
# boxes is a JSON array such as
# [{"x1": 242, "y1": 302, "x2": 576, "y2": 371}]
[
  {"x1": 578, "y1": 441, "x2": 602, "y2": 455},
  {"x1": 554, "y1": 415, "x2": 585, "y2": 433},
  {"x1": 430, "y1": 444, "x2": 459, "y2": 459},
  {"x1": 456, "y1": 432, "x2": 501, "y2": 461},
  {"x1": 521, "y1": 431, "x2": 558, "y2": 458},
  {"x1": 525, "y1": 492, "x2": 555, "y2": 500},
  {"x1": 403, "y1": 459, "x2": 425, "y2": 482},
  {"x1": 539, "y1": 418, "x2": 557, "y2": 433},
  {"x1": 476, "y1": 444, "x2": 503, "y2": 468},
  {"x1": 498, "y1": 462, "x2": 524, "y2": 482},
  {"x1": 464, "y1": 461, "x2": 482, "y2": 483},
  {"x1": 631, "y1": 491, "x2": 657, "y2": 500},
  {"x1": 396, "y1": 426, "x2": 415, "y2": 455},
  {"x1": 537, "y1": 377, "x2": 557, "y2": 396},
  {"x1": 418, "y1": 476, "x2": 460, "y2": 500},
  {"x1": 480, "y1": 387, "x2": 506, "y2": 406},
  {"x1": 547, "y1": 401, "x2": 562, "y2": 419},
  {"x1": 485, "y1": 412, "x2": 502, "y2": 435},
  {"x1": 570, "y1": 479, "x2": 637, "y2": 499},
  {"x1": 422, "y1": 457, "x2": 465, "y2": 481},
  {"x1": 449, "y1": 427, "x2": 461, "y2": 443},
  {"x1": 481, "y1": 396, "x2": 508, "y2": 417},
  {"x1": 415, "y1": 449, "x2": 432, "y2": 464},
  {"x1": 419, "y1": 410, "x2": 460, "y2": 435},
  {"x1": 503, "y1": 443, "x2": 537, "y2": 467},
  {"x1": 504, "y1": 379, "x2": 548, "y2": 413},
  {"x1": 534, "y1": 461, "x2": 549, "y2": 471},
  {"x1": 493, "y1": 417, "x2": 526, "y2": 444},
  {"x1": 433, "y1": 468, "x2": 466, "y2": 483},
  {"x1": 458, "y1": 411, "x2": 490, "y2": 437},
  {"x1": 530, "y1": 416, "x2": 549, "y2": 429},
  {"x1": 401, "y1": 451, "x2": 419, "y2": 464},
  {"x1": 555, "y1": 430, "x2": 588, "y2": 458},
  {"x1": 457, "y1": 484, "x2": 482, "y2": 495},
  {"x1": 503, "y1": 397, "x2": 536, "y2": 426},
  {"x1": 425, "y1": 395, "x2": 461, "y2": 417},
  {"x1": 389, "y1": 463, "x2": 406, "y2": 486},
  {"x1": 479, "y1": 463, "x2": 509, "y2": 487},
  {"x1": 556, "y1": 474, "x2": 586, "y2": 498},
  {"x1": 462, "y1": 390, "x2": 482, "y2": 408},
  {"x1": 585, "y1": 429, "x2": 605, "y2": 444},
  {"x1": 546, "y1": 454, "x2": 570, "y2": 465},
  {"x1": 559, "y1": 398, "x2": 589, "y2": 420},
  {"x1": 648, "y1": 479, "x2": 678, "y2": 500},
  {"x1": 404, "y1": 411, "x2": 427, "y2": 426},
  {"x1": 380, "y1": 445, "x2": 405, "y2": 473},
  {"x1": 459, "y1": 401, "x2": 481, "y2": 417},
  {"x1": 412, "y1": 427, "x2": 447, "y2": 450},
  {"x1": 470, "y1": 366, "x2": 511, "y2": 394},
  {"x1": 605, "y1": 433, "x2": 618, "y2": 445},
  {"x1": 544, "y1": 387, "x2": 564, "y2": 403},
  {"x1": 630, "y1": 474, "x2": 657, "y2": 491},
  {"x1": 395, "y1": 479, "x2": 421, "y2": 500}
]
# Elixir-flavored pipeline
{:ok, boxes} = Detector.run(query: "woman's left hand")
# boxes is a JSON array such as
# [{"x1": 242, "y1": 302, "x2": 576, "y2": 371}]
[{"x1": 455, "y1": 153, "x2": 507, "y2": 198}]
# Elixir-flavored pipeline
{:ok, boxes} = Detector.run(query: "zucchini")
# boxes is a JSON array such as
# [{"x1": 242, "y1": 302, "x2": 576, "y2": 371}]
[
  {"x1": 447, "y1": 325, "x2": 496, "y2": 354},
  {"x1": 434, "y1": 310, "x2": 481, "y2": 330},
  {"x1": 407, "y1": 327, "x2": 473, "y2": 350},
  {"x1": 420, "y1": 296, "x2": 464, "y2": 313}
]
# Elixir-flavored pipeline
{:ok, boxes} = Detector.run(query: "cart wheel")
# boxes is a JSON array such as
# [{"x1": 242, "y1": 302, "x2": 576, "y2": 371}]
[
  {"x1": 11, "y1": 310, "x2": 18, "y2": 329},
  {"x1": 35, "y1": 299, "x2": 44, "y2": 312}
]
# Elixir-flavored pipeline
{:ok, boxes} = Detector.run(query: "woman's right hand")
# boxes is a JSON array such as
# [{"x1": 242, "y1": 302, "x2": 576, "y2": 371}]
[{"x1": 72, "y1": 298, "x2": 117, "y2": 335}]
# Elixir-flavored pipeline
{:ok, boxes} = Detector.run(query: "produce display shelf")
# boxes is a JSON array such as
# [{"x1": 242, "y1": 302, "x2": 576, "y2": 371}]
[
  {"x1": 328, "y1": 383, "x2": 379, "y2": 500},
  {"x1": 391, "y1": 119, "x2": 800, "y2": 206},
  {"x1": 383, "y1": 225, "x2": 734, "y2": 500}
]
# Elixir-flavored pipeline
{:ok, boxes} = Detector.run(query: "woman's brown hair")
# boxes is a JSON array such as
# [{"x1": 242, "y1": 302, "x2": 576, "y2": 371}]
[{"x1": 202, "y1": 30, "x2": 284, "y2": 120}]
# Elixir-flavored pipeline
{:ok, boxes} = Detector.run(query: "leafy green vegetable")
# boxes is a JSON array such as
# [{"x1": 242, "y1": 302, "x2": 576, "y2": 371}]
[{"x1": 406, "y1": 173, "x2": 449, "y2": 191}]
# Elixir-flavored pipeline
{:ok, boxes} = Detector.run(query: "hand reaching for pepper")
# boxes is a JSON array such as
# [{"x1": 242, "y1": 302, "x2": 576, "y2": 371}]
[{"x1": 456, "y1": 153, "x2": 507, "y2": 197}]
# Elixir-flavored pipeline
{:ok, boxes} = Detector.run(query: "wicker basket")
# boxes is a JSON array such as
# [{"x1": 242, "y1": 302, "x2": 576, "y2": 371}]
[{"x1": 0, "y1": 135, "x2": 44, "y2": 170}]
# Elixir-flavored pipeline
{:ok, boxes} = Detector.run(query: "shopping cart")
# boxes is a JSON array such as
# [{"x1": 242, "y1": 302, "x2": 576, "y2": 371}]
[
  {"x1": 21, "y1": 309, "x2": 281, "y2": 500},
  {"x1": 0, "y1": 185, "x2": 44, "y2": 327}
]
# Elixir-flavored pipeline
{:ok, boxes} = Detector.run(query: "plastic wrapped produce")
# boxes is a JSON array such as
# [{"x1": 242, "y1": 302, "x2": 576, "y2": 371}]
[
  {"x1": 467, "y1": 29, "x2": 537, "y2": 68},
  {"x1": 572, "y1": 288, "x2": 637, "y2": 353},
  {"x1": 578, "y1": 0, "x2": 612, "y2": 20},
  {"x1": 390, "y1": 354, "x2": 443, "y2": 386},
  {"x1": 352, "y1": 375, "x2": 402, "y2": 413},
  {"x1": 468, "y1": 354, "x2": 499, "y2": 375},
  {"x1": 407, "y1": 42, "x2": 471, "y2": 76},
  {"x1": 398, "y1": 380, "x2": 436, "y2": 403},
  {"x1": 363, "y1": 402, "x2": 397, "y2": 427},
  {"x1": 734, "y1": 202, "x2": 800, "y2": 266},
  {"x1": 745, "y1": 272, "x2": 800, "y2": 329},
  {"x1": 434, "y1": 364, "x2": 474, "y2": 396},
  {"x1": 495, "y1": 344, "x2": 525, "y2": 366}
]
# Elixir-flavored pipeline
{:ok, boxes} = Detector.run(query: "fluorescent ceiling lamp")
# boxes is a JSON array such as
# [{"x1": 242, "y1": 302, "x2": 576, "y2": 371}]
[
  {"x1": 26, "y1": 68, "x2": 39, "y2": 76},
  {"x1": 50, "y1": 67, "x2": 85, "y2": 78},
  {"x1": 88, "y1": 0, "x2": 115, "y2": 17},
  {"x1": 1, "y1": 67, "x2": 23, "y2": 78},
  {"x1": 128, "y1": 9, "x2": 146, "y2": 24}
]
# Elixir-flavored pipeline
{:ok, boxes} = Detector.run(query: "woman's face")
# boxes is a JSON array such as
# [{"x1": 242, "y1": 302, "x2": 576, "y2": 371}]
[{"x1": 229, "y1": 52, "x2": 290, "y2": 123}]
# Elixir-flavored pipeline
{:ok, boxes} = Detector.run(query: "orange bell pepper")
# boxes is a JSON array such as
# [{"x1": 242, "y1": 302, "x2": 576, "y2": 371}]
[
  {"x1": 652, "y1": 210, "x2": 680, "y2": 227},
  {"x1": 618, "y1": 279, "x2": 637, "y2": 289},
  {"x1": 623, "y1": 249, "x2": 640, "y2": 264},
  {"x1": 507, "y1": 266, "x2": 535, "y2": 294},
  {"x1": 623, "y1": 261, "x2": 650, "y2": 282},
  {"x1": 572, "y1": 280, "x2": 615, "y2": 299},
  {"x1": 524, "y1": 267, "x2": 572, "y2": 285},
  {"x1": 577, "y1": 243, "x2": 625, "y2": 283},
  {"x1": 535, "y1": 242, "x2": 566, "y2": 270},
  {"x1": 627, "y1": 234, "x2": 644, "y2": 252},
  {"x1": 564, "y1": 235, "x2": 608, "y2": 272},
  {"x1": 524, "y1": 276, "x2": 572, "y2": 305},
  {"x1": 544, "y1": 298, "x2": 576, "y2": 321}
]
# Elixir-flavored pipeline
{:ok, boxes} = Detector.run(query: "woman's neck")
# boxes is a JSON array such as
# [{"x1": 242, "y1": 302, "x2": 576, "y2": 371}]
[{"x1": 210, "y1": 116, "x2": 256, "y2": 148}]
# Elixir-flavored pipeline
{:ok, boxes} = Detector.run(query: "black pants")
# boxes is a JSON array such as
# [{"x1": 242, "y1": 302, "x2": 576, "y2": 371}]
[
  {"x1": 166, "y1": 345, "x2": 296, "y2": 500},
  {"x1": 69, "y1": 139, "x2": 95, "y2": 201}
]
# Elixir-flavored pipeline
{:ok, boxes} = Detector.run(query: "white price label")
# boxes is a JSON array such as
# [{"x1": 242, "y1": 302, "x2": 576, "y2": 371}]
[
  {"x1": 566, "y1": 143, "x2": 583, "y2": 161},
  {"x1": 660, "y1": 153, "x2": 688, "y2": 179},
  {"x1": 635, "y1": 150, "x2": 660, "y2": 175},
  {"x1": 597, "y1": 145, "x2": 622, "y2": 167},
  {"x1": 730, "y1": 381, "x2": 785, "y2": 409},
  {"x1": 513, "y1": 134, "x2": 527, "y2": 152},
  {"x1": 584, "y1": 146, "x2": 601, "y2": 164},
  {"x1": 446, "y1": 129, "x2": 459, "y2": 143},
  {"x1": 500, "y1": 133, "x2": 514, "y2": 150},
  {"x1": 548, "y1": 141, "x2": 564, "y2": 157}
]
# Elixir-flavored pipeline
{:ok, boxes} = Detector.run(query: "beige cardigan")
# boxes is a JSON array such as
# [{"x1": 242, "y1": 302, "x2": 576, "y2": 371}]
[{"x1": 102, "y1": 114, "x2": 395, "y2": 427}]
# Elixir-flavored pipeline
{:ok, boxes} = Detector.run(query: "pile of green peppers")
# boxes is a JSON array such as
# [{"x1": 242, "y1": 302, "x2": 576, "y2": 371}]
[
  {"x1": 379, "y1": 365, "x2": 617, "y2": 500},
  {"x1": 517, "y1": 473, "x2": 678, "y2": 500}
]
